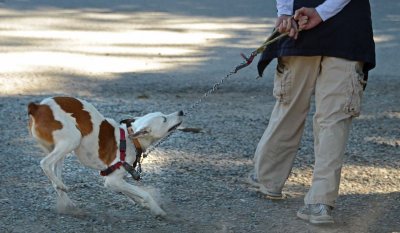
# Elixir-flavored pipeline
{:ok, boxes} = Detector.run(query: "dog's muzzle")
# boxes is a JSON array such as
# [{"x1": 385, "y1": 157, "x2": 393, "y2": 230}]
[{"x1": 168, "y1": 122, "x2": 182, "y2": 132}]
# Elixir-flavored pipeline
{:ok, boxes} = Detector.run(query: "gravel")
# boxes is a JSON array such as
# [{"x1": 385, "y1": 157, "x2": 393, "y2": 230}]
[{"x1": 0, "y1": 0, "x2": 399, "y2": 232}]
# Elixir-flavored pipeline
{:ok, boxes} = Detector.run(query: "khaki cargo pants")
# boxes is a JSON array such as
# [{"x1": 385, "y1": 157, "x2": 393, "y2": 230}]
[{"x1": 254, "y1": 56, "x2": 365, "y2": 207}]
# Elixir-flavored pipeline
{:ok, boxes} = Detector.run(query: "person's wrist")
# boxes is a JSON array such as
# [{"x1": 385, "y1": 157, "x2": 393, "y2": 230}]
[
  {"x1": 278, "y1": 14, "x2": 292, "y2": 18},
  {"x1": 315, "y1": 6, "x2": 327, "y2": 21},
  {"x1": 310, "y1": 8, "x2": 323, "y2": 28},
  {"x1": 313, "y1": 9, "x2": 323, "y2": 23}
]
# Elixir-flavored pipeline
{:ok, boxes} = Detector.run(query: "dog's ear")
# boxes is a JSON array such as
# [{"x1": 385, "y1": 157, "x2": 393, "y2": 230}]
[
  {"x1": 119, "y1": 118, "x2": 136, "y2": 127},
  {"x1": 129, "y1": 127, "x2": 150, "y2": 139}
]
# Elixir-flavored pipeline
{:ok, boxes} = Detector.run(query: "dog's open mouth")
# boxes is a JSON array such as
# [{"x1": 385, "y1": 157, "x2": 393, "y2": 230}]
[{"x1": 168, "y1": 122, "x2": 182, "y2": 132}]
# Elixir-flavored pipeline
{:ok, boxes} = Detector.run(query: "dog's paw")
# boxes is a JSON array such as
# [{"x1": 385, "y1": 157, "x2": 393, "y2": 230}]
[
  {"x1": 151, "y1": 206, "x2": 167, "y2": 219},
  {"x1": 56, "y1": 201, "x2": 87, "y2": 217},
  {"x1": 57, "y1": 207, "x2": 87, "y2": 218},
  {"x1": 154, "y1": 210, "x2": 167, "y2": 219},
  {"x1": 56, "y1": 197, "x2": 74, "y2": 208}
]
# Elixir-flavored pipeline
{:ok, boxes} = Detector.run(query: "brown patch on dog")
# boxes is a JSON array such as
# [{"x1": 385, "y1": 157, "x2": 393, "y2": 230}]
[
  {"x1": 28, "y1": 102, "x2": 38, "y2": 132},
  {"x1": 28, "y1": 102, "x2": 62, "y2": 144},
  {"x1": 53, "y1": 97, "x2": 93, "y2": 136},
  {"x1": 98, "y1": 120, "x2": 117, "y2": 165}
]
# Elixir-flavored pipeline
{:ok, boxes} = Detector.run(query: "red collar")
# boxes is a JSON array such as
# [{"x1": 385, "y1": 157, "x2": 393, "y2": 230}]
[{"x1": 100, "y1": 127, "x2": 142, "y2": 177}]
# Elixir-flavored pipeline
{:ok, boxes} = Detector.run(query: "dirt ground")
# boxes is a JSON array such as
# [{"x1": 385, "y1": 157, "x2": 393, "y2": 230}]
[{"x1": 0, "y1": 0, "x2": 399, "y2": 232}]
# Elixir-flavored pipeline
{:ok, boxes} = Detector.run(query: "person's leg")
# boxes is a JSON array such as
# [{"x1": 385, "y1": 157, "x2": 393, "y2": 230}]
[
  {"x1": 299, "y1": 57, "x2": 364, "y2": 224},
  {"x1": 253, "y1": 56, "x2": 321, "y2": 195},
  {"x1": 306, "y1": 57, "x2": 364, "y2": 206}
]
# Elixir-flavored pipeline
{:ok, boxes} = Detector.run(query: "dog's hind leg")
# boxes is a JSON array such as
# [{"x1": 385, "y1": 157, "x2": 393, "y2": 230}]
[
  {"x1": 40, "y1": 142, "x2": 77, "y2": 192},
  {"x1": 104, "y1": 175, "x2": 166, "y2": 217},
  {"x1": 53, "y1": 156, "x2": 79, "y2": 213}
]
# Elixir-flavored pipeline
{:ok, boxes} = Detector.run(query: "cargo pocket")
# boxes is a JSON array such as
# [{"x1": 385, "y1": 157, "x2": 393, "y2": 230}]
[
  {"x1": 273, "y1": 58, "x2": 292, "y2": 105},
  {"x1": 343, "y1": 64, "x2": 365, "y2": 117}
]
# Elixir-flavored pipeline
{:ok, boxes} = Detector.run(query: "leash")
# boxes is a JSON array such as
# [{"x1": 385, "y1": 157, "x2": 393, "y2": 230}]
[{"x1": 142, "y1": 29, "x2": 290, "y2": 159}]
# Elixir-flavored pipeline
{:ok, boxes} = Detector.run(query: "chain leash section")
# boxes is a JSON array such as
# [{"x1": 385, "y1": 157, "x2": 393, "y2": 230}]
[
  {"x1": 183, "y1": 32, "x2": 290, "y2": 118},
  {"x1": 183, "y1": 70, "x2": 237, "y2": 118},
  {"x1": 143, "y1": 30, "x2": 289, "y2": 158},
  {"x1": 143, "y1": 65, "x2": 241, "y2": 157},
  {"x1": 143, "y1": 69, "x2": 237, "y2": 158},
  {"x1": 143, "y1": 55, "x2": 256, "y2": 157}
]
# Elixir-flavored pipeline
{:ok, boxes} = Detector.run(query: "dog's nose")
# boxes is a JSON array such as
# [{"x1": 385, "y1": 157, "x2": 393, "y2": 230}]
[{"x1": 178, "y1": 110, "x2": 184, "y2": 116}]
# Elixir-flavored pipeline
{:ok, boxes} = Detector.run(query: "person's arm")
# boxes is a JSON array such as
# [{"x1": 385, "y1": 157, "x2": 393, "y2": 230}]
[
  {"x1": 294, "y1": 0, "x2": 351, "y2": 31},
  {"x1": 315, "y1": 0, "x2": 351, "y2": 21},
  {"x1": 276, "y1": 0, "x2": 294, "y2": 16},
  {"x1": 276, "y1": 0, "x2": 350, "y2": 19},
  {"x1": 276, "y1": 0, "x2": 298, "y2": 38}
]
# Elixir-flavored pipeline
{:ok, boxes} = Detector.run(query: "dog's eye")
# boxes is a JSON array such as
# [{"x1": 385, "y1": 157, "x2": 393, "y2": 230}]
[{"x1": 162, "y1": 116, "x2": 167, "y2": 123}]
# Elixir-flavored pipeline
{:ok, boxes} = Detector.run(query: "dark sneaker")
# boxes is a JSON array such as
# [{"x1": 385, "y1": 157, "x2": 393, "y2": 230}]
[
  {"x1": 297, "y1": 204, "x2": 334, "y2": 224},
  {"x1": 246, "y1": 173, "x2": 284, "y2": 200}
]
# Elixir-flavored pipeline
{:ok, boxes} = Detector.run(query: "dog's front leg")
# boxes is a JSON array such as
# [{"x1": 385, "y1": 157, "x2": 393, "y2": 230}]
[{"x1": 104, "y1": 176, "x2": 166, "y2": 217}]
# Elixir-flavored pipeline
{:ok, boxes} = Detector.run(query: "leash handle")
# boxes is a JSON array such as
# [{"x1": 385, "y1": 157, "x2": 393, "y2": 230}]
[
  {"x1": 234, "y1": 30, "x2": 289, "y2": 73},
  {"x1": 235, "y1": 16, "x2": 301, "y2": 73}
]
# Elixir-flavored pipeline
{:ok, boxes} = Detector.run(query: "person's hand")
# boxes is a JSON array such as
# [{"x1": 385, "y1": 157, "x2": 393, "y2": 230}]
[
  {"x1": 275, "y1": 15, "x2": 299, "y2": 39},
  {"x1": 294, "y1": 7, "x2": 323, "y2": 30}
]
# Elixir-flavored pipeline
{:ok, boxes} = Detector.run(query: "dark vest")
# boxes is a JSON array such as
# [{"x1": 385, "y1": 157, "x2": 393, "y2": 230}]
[{"x1": 257, "y1": 0, "x2": 376, "y2": 77}]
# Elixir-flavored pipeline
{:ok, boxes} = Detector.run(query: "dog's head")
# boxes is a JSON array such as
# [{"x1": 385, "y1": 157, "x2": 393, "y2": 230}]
[{"x1": 120, "y1": 110, "x2": 184, "y2": 144}]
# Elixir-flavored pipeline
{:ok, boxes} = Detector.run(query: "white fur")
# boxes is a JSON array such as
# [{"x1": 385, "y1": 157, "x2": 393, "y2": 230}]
[{"x1": 30, "y1": 97, "x2": 183, "y2": 217}]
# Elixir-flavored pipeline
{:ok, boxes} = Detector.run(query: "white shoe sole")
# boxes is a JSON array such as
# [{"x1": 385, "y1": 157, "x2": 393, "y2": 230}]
[
  {"x1": 246, "y1": 173, "x2": 284, "y2": 200},
  {"x1": 297, "y1": 211, "x2": 334, "y2": 224}
]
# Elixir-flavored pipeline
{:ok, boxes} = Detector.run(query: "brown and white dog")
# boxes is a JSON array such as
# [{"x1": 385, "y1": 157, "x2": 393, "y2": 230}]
[{"x1": 28, "y1": 96, "x2": 183, "y2": 217}]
